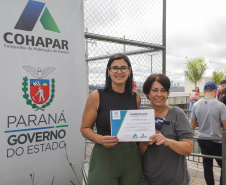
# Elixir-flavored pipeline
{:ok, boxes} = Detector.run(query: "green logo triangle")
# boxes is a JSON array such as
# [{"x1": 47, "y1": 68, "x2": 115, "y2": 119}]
[{"x1": 40, "y1": 7, "x2": 61, "y2": 33}]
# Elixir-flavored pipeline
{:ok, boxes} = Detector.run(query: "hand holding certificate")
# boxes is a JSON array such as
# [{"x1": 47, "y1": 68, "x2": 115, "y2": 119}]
[{"x1": 110, "y1": 109, "x2": 155, "y2": 142}]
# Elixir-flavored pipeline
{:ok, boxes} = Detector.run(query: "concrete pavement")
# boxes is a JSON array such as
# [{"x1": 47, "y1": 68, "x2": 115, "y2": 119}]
[{"x1": 187, "y1": 156, "x2": 221, "y2": 185}]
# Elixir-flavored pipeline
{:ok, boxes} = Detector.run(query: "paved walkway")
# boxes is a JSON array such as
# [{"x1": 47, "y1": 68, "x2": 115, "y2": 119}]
[
  {"x1": 187, "y1": 157, "x2": 221, "y2": 185},
  {"x1": 85, "y1": 143, "x2": 222, "y2": 184}
]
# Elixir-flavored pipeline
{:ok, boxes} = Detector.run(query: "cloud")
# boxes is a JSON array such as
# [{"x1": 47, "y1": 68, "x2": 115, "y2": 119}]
[{"x1": 166, "y1": 0, "x2": 226, "y2": 83}]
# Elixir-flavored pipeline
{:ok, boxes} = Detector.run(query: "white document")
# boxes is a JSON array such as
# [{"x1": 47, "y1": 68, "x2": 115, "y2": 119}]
[{"x1": 111, "y1": 109, "x2": 155, "y2": 142}]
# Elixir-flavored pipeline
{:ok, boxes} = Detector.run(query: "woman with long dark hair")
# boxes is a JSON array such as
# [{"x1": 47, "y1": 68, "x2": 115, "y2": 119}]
[{"x1": 81, "y1": 53, "x2": 142, "y2": 185}]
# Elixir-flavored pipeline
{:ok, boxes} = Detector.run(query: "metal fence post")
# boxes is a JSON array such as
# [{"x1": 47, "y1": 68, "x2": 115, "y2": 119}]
[
  {"x1": 223, "y1": 131, "x2": 226, "y2": 185},
  {"x1": 162, "y1": 0, "x2": 166, "y2": 75}
]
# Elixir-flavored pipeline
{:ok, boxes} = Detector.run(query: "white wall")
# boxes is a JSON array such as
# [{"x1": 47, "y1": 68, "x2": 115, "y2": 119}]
[{"x1": 185, "y1": 77, "x2": 212, "y2": 93}]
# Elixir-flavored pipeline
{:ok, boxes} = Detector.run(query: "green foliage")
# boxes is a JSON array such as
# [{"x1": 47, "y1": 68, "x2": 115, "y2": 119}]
[
  {"x1": 65, "y1": 143, "x2": 87, "y2": 185},
  {"x1": 30, "y1": 173, "x2": 35, "y2": 185},
  {"x1": 211, "y1": 68, "x2": 226, "y2": 86},
  {"x1": 136, "y1": 88, "x2": 143, "y2": 96},
  {"x1": 184, "y1": 57, "x2": 207, "y2": 87},
  {"x1": 29, "y1": 143, "x2": 87, "y2": 185},
  {"x1": 81, "y1": 166, "x2": 88, "y2": 184},
  {"x1": 89, "y1": 85, "x2": 100, "y2": 94},
  {"x1": 30, "y1": 173, "x2": 55, "y2": 185},
  {"x1": 51, "y1": 177, "x2": 55, "y2": 185}
]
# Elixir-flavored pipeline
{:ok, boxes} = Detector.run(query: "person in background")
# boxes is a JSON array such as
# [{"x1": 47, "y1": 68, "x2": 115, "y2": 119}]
[
  {"x1": 191, "y1": 81, "x2": 226, "y2": 185},
  {"x1": 195, "y1": 86, "x2": 200, "y2": 97},
  {"x1": 217, "y1": 79, "x2": 226, "y2": 100},
  {"x1": 80, "y1": 53, "x2": 142, "y2": 185},
  {"x1": 140, "y1": 74, "x2": 194, "y2": 185},
  {"x1": 190, "y1": 89, "x2": 197, "y2": 100},
  {"x1": 219, "y1": 86, "x2": 226, "y2": 105},
  {"x1": 189, "y1": 86, "x2": 200, "y2": 117}
]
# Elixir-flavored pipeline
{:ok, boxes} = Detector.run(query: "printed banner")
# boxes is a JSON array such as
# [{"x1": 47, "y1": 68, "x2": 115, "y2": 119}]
[{"x1": 0, "y1": 0, "x2": 86, "y2": 184}]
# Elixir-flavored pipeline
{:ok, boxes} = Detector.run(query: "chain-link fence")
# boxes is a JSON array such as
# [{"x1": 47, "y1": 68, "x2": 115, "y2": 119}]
[
  {"x1": 84, "y1": 0, "x2": 163, "y2": 43},
  {"x1": 84, "y1": 0, "x2": 165, "y2": 95},
  {"x1": 87, "y1": 49, "x2": 163, "y2": 93},
  {"x1": 83, "y1": 0, "x2": 166, "y2": 164}
]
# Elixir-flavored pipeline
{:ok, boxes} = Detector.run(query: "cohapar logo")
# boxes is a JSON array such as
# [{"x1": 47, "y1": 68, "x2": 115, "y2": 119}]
[
  {"x1": 3, "y1": 0, "x2": 69, "y2": 53},
  {"x1": 15, "y1": 0, "x2": 60, "y2": 33}
]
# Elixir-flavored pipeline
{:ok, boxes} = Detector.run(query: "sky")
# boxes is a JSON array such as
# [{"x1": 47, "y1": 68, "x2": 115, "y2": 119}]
[
  {"x1": 84, "y1": 0, "x2": 226, "y2": 86},
  {"x1": 166, "y1": 0, "x2": 226, "y2": 85}
]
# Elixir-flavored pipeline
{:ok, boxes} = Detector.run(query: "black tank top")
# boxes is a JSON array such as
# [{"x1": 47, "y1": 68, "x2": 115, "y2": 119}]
[{"x1": 96, "y1": 89, "x2": 137, "y2": 136}]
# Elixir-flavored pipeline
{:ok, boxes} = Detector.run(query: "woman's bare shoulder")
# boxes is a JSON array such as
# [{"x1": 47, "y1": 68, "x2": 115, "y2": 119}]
[{"x1": 86, "y1": 89, "x2": 100, "y2": 109}]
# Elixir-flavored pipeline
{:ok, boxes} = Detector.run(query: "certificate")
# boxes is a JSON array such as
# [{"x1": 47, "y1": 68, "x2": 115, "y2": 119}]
[{"x1": 110, "y1": 109, "x2": 155, "y2": 142}]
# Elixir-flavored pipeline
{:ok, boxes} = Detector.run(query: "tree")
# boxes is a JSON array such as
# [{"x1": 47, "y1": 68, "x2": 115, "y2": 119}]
[
  {"x1": 211, "y1": 68, "x2": 226, "y2": 86},
  {"x1": 184, "y1": 57, "x2": 207, "y2": 87}
]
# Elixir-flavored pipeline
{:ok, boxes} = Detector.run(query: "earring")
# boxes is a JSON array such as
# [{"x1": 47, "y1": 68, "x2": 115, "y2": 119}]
[
  {"x1": 108, "y1": 74, "x2": 110, "y2": 77},
  {"x1": 128, "y1": 75, "x2": 130, "y2": 77}
]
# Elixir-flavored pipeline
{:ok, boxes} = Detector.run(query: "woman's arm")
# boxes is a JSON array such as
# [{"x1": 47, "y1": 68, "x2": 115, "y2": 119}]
[
  {"x1": 191, "y1": 118, "x2": 199, "y2": 128},
  {"x1": 149, "y1": 130, "x2": 194, "y2": 155},
  {"x1": 139, "y1": 142, "x2": 150, "y2": 156},
  {"x1": 222, "y1": 120, "x2": 226, "y2": 131},
  {"x1": 193, "y1": 97, "x2": 199, "y2": 101},
  {"x1": 80, "y1": 90, "x2": 118, "y2": 147},
  {"x1": 190, "y1": 96, "x2": 199, "y2": 101},
  {"x1": 193, "y1": 93, "x2": 200, "y2": 101},
  {"x1": 136, "y1": 93, "x2": 141, "y2": 109}
]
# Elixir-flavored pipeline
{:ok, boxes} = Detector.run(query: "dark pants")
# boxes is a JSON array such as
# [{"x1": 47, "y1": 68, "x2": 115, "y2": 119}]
[
  {"x1": 88, "y1": 142, "x2": 142, "y2": 185},
  {"x1": 141, "y1": 175, "x2": 189, "y2": 185},
  {"x1": 198, "y1": 140, "x2": 222, "y2": 185}
]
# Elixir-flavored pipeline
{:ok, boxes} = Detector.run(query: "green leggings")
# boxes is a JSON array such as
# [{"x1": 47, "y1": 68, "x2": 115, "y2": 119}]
[{"x1": 88, "y1": 142, "x2": 142, "y2": 185}]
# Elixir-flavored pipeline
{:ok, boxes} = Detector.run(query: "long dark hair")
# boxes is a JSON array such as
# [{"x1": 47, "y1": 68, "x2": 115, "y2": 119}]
[
  {"x1": 104, "y1": 53, "x2": 133, "y2": 95},
  {"x1": 195, "y1": 86, "x2": 200, "y2": 93}
]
